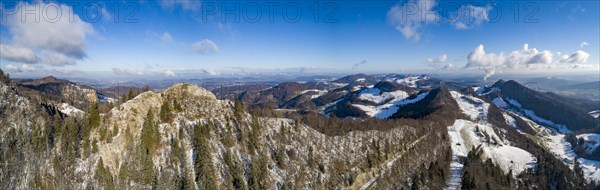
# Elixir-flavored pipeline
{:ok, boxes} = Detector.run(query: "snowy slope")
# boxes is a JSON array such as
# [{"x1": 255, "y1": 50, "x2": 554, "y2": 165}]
[
  {"x1": 352, "y1": 92, "x2": 429, "y2": 119},
  {"x1": 386, "y1": 75, "x2": 430, "y2": 88},
  {"x1": 500, "y1": 97, "x2": 571, "y2": 134},
  {"x1": 504, "y1": 111, "x2": 600, "y2": 183},
  {"x1": 448, "y1": 91, "x2": 537, "y2": 178},
  {"x1": 357, "y1": 88, "x2": 409, "y2": 105},
  {"x1": 577, "y1": 134, "x2": 600, "y2": 154},
  {"x1": 447, "y1": 119, "x2": 537, "y2": 178},
  {"x1": 492, "y1": 97, "x2": 509, "y2": 109},
  {"x1": 446, "y1": 120, "x2": 468, "y2": 190},
  {"x1": 300, "y1": 89, "x2": 328, "y2": 99},
  {"x1": 58, "y1": 103, "x2": 84, "y2": 117},
  {"x1": 579, "y1": 158, "x2": 600, "y2": 183},
  {"x1": 450, "y1": 91, "x2": 490, "y2": 122}
]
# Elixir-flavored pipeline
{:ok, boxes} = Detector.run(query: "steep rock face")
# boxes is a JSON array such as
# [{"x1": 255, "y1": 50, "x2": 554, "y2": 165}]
[
  {"x1": 0, "y1": 81, "x2": 50, "y2": 189},
  {"x1": 1, "y1": 83, "x2": 437, "y2": 189}
]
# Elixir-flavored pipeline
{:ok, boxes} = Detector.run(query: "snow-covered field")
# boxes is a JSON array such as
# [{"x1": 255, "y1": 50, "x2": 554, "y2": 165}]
[
  {"x1": 59, "y1": 103, "x2": 84, "y2": 117},
  {"x1": 577, "y1": 134, "x2": 600, "y2": 154},
  {"x1": 385, "y1": 75, "x2": 430, "y2": 88},
  {"x1": 352, "y1": 92, "x2": 429, "y2": 119},
  {"x1": 448, "y1": 91, "x2": 537, "y2": 182},
  {"x1": 502, "y1": 108, "x2": 600, "y2": 183},
  {"x1": 357, "y1": 88, "x2": 409, "y2": 105},
  {"x1": 300, "y1": 89, "x2": 329, "y2": 99},
  {"x1": 450, "y1": 91, "x2": 490, "y2": 123},
  {"x1": 503, "y1": 97, "x2": 571, "y2": 133},
  {"x1": 446, "y1": 120, "x2": 468, "y2": 190},
  {"x1": 579, "y1": 158, "x2": 600, "y2": 183},
  {"x1": 459, "y1": 119, "x2": 536, "y2": 176}
]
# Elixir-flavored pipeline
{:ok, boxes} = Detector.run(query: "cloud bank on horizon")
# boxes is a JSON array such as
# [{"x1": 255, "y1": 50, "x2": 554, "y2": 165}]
[
  {"x1": 0, "y1": 0, "x2": 598, "y2": 80},
  {"x1": 465, "y1": 44, "x2": 592, "y2": 80}
]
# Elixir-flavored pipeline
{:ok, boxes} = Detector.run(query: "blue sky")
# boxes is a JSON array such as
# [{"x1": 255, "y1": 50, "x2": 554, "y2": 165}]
[{"x1": 0, "y1": 0, "x2": 598, "y2": 80}]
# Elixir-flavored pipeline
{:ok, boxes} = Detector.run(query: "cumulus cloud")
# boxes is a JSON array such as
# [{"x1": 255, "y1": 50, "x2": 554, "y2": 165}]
[
  {"x1": 163, "y1": 70, "x2": 176, "y2": 77},
  {"x1": 5, "y1": 64, "x2": 21, "y2": 73},
  {"x1": 192, "y1": 39, "x2": 219, "y2": 55},
  {"x1": 451, "y1": 5, "x2": 493, "y2": 29},
  {"x1": 160, "y1": 0, "x2": 201, "y2": 11},
  {"x1": 5, "y1": 64, "x2": 42, "y2": 73},
  {"x1": 112, "y1": 68, "x2": 144, "y2": 76},
  {"x1": 387, "y1": 1, "x2": 493, "y2": 40},
  {"x1": 201, "y1": 68, "x2": 220, "y2": 76},
  {"x1": 427, "y1": 54, "x2": 448, "y2": 64},
  {"x1": 560, "y1": 50, "x2": 590, "y2": 63},
  {"x1": 160, "y1": 32, "x2": 174, "y2": 43},
  {"x1": 352, "y1": 60, "x2": 367, "y2": 69},
  {"x1": 2, "y1": 2, "x2": 94, "y2": 66},
  {"x1": 387, "y1": 0, "x2": 439, "y2": 41},
  {"x1": 0, "y1": 44, "x2": 38, "y2": 63},
  {"x1": 465, "y1": 44, "x2": 591, "y2": 80},
  {"x1": 580, "y1": 41, "x2": 589, "y2": 48}
]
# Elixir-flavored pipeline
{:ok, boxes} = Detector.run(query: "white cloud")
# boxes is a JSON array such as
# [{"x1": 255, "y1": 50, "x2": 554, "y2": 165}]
[
  {"x1": 560, "y1": 50, "x2": 590, "y2": 63},
  {"x1": 201, "y1": 68, "x2": 220, "y2": 76},
  {"x1": 160, "y1": 0, "x2": 201, "y2": 11},
  {"x1": 5, "y1": 64, "x2": 21, "y2": 73},
  {"x1": 387, "y1": 0, "x2": 439, "y2": 41},
  {"x1": 451, "y1": 5, "x2": 493, "y2": 29},
  {"x1": 160, "y1": 32, "x2": 174, "y2": 43},
  {"x1": 111, "y1": 68, "x2": 144, "y2": 76},
  {"x1": 4, "y1": 64, "x2": 44, "y2": 73},
  {"x1": 465, "y1": 44, "x2": 592, "y2": 80},
  {"x1": 163, "y1": 70, "x2": 176, "y2": 77},
  {"x1": 580, "y1": 41, "x2": 589, "y2": 48},
  {"x1": 0, "y1": 44, "x2": 38, "y2": 63},
  {"x1": 192, "y1": 39, "x2": 219, "y2": 55},
  {"x1": 3, "y1": 2, "x2": 94, "y2": 66},
  {"x1": 427, "y1": 54, "x2": 447, "y2": 64}
]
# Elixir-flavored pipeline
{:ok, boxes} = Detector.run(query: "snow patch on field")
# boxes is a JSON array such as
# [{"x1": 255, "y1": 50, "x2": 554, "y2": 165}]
[
  {"x1": 447, "y1": 119, "x2": 537, "y2": 180},
  {"x1": 357, "y1": 88, "x2": 409, "y2": 105},
  {"x1": 58, "y1": 103, "x2": 84, "y2": 117},
  {"x1": 450, "y1": 91, "x2": 490, "y2": 123},
  {"x1": 301, "y1": 89, "x2": 328, "y2": 99},
  {"x1": 388, "y1": 75, "x2": 429, "y2": 88},
  {"x1": 485, "y1": 146, "x2": 537, "y2": 176},
  {"x1": 577, "y1": 134, "x2": 600, "y2": 154},
  {"x1": 353, "y1": 92, "x2": 429, "y2": 119},
  {"x1": 505, "y1": 98, "x2": 571, "y2": 133},
  {"x1": 446, "y1": 120, "x2": 468, "y2": 190},
  {"x1": 578, "y1": 158, "x2": 600, "y2": 183},
  {"x1": 502, "y1": 113, "x2": 518, "y2": 129}
]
